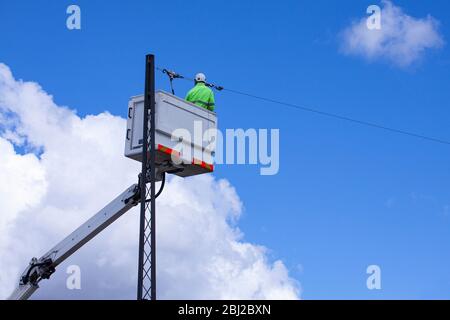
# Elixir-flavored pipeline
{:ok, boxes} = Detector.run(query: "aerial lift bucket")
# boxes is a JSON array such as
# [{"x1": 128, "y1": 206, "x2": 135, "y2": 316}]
[{"x1": 124, "y1": 90, "x2": 217, "y2": 178}]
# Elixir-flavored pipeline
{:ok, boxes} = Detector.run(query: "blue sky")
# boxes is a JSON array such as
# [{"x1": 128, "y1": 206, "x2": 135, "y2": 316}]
[{"x1": 1, "y1": 0, "x2": 450, "y2": 299}]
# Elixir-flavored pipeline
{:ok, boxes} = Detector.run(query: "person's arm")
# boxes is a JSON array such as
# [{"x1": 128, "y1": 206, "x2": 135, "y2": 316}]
[
  {"x1": 208, "y1": 91, "x2": 215, "y2": 111},
  {"x1": 185, "y1": 89, "x2": 193, "y2": 102}
]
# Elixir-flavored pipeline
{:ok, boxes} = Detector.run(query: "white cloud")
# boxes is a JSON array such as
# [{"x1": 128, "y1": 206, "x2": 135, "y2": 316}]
[
  {"x1": 340, "y1": 0, "x2": 444, "y2": 67},
  {"x1": 0, "y1": 63, "x2": 300, "y2": 300}
]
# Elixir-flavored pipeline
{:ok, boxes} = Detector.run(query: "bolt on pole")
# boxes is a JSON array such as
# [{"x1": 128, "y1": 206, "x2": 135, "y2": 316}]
[{"x1": 137, "y1": 54, "x2": 156, "y2": 300}]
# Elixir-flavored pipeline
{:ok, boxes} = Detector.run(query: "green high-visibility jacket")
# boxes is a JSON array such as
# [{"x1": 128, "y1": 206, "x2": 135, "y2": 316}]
[{"x1": 185, "y1": 82, "x2": 215, "y2": 111}]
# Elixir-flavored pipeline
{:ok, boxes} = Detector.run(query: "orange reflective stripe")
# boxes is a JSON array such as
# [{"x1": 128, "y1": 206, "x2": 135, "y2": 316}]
[
  {"x1": 158, "y1": 144, "x2": 213, "y2": 172},
  {"x1": 157, "y1": 144, "x2": 180, "y2": 157},
  {"x1": 192, "y1": 158, "x2": 214, "y2": 172}
]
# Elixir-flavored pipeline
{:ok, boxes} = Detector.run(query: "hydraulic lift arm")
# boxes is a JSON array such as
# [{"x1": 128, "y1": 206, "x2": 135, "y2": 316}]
[{"x1": 8, "y1": 183, "x2": 141, "y2": 300}]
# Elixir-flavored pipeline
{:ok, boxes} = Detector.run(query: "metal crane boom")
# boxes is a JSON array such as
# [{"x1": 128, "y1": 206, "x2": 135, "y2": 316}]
[{"x1": 8, "y1": 183, "x2": 141, "y2": 300}]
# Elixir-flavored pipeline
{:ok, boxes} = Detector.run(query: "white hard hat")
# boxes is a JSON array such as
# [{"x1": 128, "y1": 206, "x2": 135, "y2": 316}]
[{"x1": 195, "y1": 73, "x2": 206, "y2": 83}]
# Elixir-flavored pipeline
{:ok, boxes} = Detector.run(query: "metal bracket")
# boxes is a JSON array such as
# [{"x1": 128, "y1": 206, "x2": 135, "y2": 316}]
[
  {"x1": 141, "y1": 161, "x2": 185, "y2": 183},
  {"x1": 20, "y1": 257, "x2": 55, "y2": 286},
  {"x1": 156, "y1": 160, "x2": 185, "y2": 179}
]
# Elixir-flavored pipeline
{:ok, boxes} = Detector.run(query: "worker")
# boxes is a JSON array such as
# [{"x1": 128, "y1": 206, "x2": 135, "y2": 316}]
[{"x1": 185, "y1": 73, "x2": 215, "y2": 111}]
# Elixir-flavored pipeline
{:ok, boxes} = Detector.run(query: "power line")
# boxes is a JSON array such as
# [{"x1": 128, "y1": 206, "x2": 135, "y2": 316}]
[
  {"x1": 157, "y1": 67, "x2": 450, "y2": 146},
  {"x1": 222, "y1": 88, "x2": 450, "y2": 146}
]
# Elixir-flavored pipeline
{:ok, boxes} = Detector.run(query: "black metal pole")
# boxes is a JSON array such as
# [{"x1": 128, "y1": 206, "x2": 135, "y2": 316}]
[
  {"x1": 149, "y1": 54, "x2": 157, "y2": 301},
  {"x1": 137, "y1": 54, "x2": 156, "y2": 300}
]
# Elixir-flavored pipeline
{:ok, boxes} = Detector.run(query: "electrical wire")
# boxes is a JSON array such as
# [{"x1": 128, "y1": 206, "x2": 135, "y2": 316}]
[
  {"x1": 155, "y1": 172, "x2": 165, "y2": 199},
  {"x1": 144, "y1": 172, "x2": 165, "y2": 203},
  {"x1": 157, "y1": 66, "x2": 450, "y2": 146},
  {"x1": 222, "y1": 88, "x2": 450, "y2": 146}
]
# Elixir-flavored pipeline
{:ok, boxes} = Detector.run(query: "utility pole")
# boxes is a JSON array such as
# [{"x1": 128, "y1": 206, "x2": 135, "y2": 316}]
[{"x1": 137, "y1": 54, "x2": 156, "y2": 300}]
